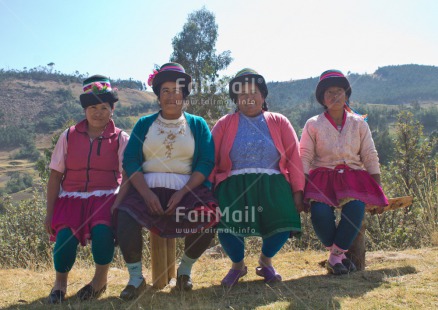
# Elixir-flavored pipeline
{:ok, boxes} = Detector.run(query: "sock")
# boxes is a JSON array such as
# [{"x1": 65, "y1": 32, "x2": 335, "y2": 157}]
[
  {"x1": 328, "y1": 244, "x2": 346, "y2": 266},
  {"x1": 177, "y1": 254, "x2": 197, "y2": 276},
  {"x1": 126, "y1": 261, "x2": 144, "y2": 288}
]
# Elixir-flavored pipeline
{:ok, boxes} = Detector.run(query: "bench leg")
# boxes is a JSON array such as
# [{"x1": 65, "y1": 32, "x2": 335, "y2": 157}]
[
  {"x1": 347, "y1": 222, "x2": 366, "y2": 271},
  {"x1": 150, "y1": 233, "x2": 176, "y2": 289},
  {"x1": 167, "y1": 238, "x2": 176, "y2": 281}
]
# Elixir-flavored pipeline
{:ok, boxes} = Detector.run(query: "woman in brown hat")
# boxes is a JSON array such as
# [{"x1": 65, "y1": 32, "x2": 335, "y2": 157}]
[
  {"x1": 210, "y1": 68, "x2": 305, "y2": 287},
  {"x1": 45, "y1": 75, "x2": 129, "y2": 303},
  {"x1": 113, "y1": 63, "x2": 219, "y2": 299},
  {"x1": 300, "y1": 69, "x2": 388, "y2": 275}
]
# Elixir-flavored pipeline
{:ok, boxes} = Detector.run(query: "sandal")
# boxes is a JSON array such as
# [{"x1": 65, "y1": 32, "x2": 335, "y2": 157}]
[
  {"x1": 221, "y1": 266, "x2": 247, "y2": 287},
  {"x1": 255, "y1": 266, "x2": 282, "y2": 283}
]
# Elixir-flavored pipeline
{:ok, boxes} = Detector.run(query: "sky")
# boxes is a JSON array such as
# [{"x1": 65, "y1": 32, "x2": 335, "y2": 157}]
[{"x1": 1, "y1": 0, "x2": 437, "y2": 84}]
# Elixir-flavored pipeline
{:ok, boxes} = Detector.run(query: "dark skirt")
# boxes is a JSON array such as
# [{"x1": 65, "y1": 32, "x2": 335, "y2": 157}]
[{"x1": 116, "y1": 185, "x2": 220, "y2": 238}]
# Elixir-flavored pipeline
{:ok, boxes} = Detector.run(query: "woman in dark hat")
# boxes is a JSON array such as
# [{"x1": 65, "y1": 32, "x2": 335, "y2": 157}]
[
  {"x1": 300, "y1": 69, "x2": 388, "y2": 275},
  {"x1": 113, "y1": 63, "x2": 219, "y2": 298},
  {"x1": 210, "y1": 68, "x2": 305, "y2": 287},
  {"x1": 45, "y1": 75, "x2": 129, "y2": 303}
]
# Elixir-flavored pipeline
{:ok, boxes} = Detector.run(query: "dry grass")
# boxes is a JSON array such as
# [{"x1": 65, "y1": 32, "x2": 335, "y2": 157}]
[{"x1": 0, "y1": 248, "x2": 436, "y2": 309}]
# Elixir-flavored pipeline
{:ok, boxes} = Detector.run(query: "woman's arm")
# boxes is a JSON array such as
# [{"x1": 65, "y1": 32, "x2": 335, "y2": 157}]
[
  {"x1": 45, "y1": 169, "x2": 63, "y2": 235},
  {"x1": 192, "y1": 117, "x2": 215, "y2": 177},
  {"x1": 111, "y1": 170, "x2": 131, "y2": 213},
  {"x1": 299, "y1": 120, "x2": 316, "y2": 175}
]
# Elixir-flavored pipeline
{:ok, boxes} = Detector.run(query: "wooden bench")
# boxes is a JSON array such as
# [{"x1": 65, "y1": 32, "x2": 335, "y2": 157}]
[
  {"x1": 347, "y1": 196, "x2": 413, "y2": 270},
  {"x1": 150, "y1": 233, "x2": 176, "y2": 289},
  {"x1": 149, "y1": 196, "x2": 413, "y2": 286}
]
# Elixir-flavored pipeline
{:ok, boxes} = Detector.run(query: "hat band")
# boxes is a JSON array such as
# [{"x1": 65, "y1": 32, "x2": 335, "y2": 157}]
[
  {"x1": 320, "y1": 72, "x2": 345, "y2": 80},
  {"x1": 160, "y1": 65, "x2": 185, "y2": 73}
]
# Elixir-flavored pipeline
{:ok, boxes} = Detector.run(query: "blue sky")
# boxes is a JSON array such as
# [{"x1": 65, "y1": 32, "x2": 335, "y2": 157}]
[{"x1": 1, "y1": 0, "x2": 437, "y2": 83}]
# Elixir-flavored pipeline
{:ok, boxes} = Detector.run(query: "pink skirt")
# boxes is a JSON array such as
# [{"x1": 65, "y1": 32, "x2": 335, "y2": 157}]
[
  {"x1": 304, "y1": 165, "x2": 388, "y2": 209},
  {"x1": 50, "y1": 194, "x2": 116, "y2": 246}
]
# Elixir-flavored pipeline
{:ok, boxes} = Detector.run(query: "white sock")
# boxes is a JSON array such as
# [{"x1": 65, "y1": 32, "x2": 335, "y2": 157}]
[
  {"x1": 177, "y1": 254, "x2": 197, "y2": 276},
  {"x1": 126, "y1": 261, "x2": 144, "y2": 288}
]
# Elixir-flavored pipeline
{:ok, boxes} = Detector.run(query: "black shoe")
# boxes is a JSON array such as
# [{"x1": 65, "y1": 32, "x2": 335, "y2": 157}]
[
  {"x1": 176, "y1": 275, "x2": 193, "y2": 291},
  {"x1": 76, "y1": 284, "x2": 107, "y2": 301},
  {"x1": 47, "y1": 289, "x2": 65, "y2": 304},
  {"x1": 120, "y1": 279, "x2": 146, "y2": 300},
  {"x1": 342, "y1": 258, "x2": 357, "y2": 272},
  {"x1": 326, "y1": 261, "x2": 349, "y2": 275}
]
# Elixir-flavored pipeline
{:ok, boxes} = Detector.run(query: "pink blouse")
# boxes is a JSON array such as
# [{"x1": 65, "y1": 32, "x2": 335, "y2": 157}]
[{"x1": 300, "y1": 112, "x2": 381, "y2": 175}]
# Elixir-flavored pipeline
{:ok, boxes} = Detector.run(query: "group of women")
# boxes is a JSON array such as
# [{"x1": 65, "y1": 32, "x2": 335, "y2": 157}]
[{"x1": 45, "y1": 63, "x2": 388, "y2": 303}]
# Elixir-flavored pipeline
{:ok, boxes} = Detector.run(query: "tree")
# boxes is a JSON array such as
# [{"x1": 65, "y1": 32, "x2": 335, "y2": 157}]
[
  {"x1": 170, "y1": 7, "x2": 232, "y2": 97},
  {"x1": 47, "y1": 62, "x2": 55, "y2": 73},
  {"x1": 389, "y1": 111, "x2": 435, "y2": 194}
]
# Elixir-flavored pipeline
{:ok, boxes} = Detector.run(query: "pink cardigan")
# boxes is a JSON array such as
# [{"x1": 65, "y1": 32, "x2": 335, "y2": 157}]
[
  {"x1": 300, "y1": 112, "x2": 381, "y2": 175},
  {"x1": 210, "y1": 111, "x2": 305, "y2": 193}
]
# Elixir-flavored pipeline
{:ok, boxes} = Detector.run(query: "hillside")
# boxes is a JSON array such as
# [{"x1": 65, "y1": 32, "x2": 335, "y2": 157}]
[
  {"x1": 0, "y1": 247, "x2": 436, "y2": 309},
  {"x1": 267, "y1": 64, "x2": 438, "y2": 111},
  {"x1": 0, "y1": 78, "x2": 157, "y2": 128},
  {"x1": 0, "y1": 65, "x2": 437, "y2": 197}
]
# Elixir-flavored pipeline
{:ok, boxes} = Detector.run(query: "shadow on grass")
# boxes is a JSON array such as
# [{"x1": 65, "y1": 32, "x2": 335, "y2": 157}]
[{"x1": 4, "y1": 266, "x2": 417, "y2": 310}]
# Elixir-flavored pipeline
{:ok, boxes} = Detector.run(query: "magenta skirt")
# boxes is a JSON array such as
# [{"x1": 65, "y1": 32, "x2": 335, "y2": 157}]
[
  {"x1": 116, "y1": 185, "x2": 220, "y2": 238},
  {"x1": 50, "y1": 194, "x2": 116, "y2": 246},
  {"x1": 304, "y1": 165, "x2": 388, "y2": 209}
]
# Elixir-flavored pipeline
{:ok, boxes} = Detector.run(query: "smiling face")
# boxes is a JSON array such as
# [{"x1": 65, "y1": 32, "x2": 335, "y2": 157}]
[
  {"x1": 159, "y1": 81, "x2": 185, "y2": 120},
  {"x1": 85, "y1": 102, "x2": 113, "y2": 130},
  {"x1": 323, "y1": 86, "x2": 347, "y2": 111},
  {"x1": 236, "y1": 83, "x2": 264, "y2": 117}
]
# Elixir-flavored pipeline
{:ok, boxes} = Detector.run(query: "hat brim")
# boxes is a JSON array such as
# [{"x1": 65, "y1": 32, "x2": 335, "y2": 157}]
[
  {"x1": 79, "y1": 92, "x2": 118, "y2": 108},
  {"x1": 152, "y1": 71, "x2": 192, "y2": 96},
  {"x1": 315, "y1": 77, "x2": 351, "y2": 105},
  {"x1": 229, "y1": 74, "x2": 268, "y2": 103}
]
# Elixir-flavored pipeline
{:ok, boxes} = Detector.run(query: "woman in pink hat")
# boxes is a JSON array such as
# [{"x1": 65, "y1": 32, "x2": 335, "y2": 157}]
[
  {"x1": 113, "y1": 63, "x2": 219, "y2": 299},
  {"x1": 300, "y1": 70, "x2": 388, "y2": 275},
  {"x1": 45, "y1": 75, "x2": 129, "y2": 303}
]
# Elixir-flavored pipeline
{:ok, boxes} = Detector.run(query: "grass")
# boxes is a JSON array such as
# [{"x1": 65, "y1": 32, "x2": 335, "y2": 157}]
[{"x1": 0, "y1": 247, "x2": 436, "y2": 309}]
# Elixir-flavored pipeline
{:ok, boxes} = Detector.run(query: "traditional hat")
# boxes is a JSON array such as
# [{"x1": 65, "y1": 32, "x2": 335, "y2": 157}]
[
  {"x1": 315, "y1": 70, "x2": 351, "y2": 105},
  {"x1": 79, "y1": 75, "x2": 118, "y2": 108},
  {"x1": 147, "y1": 62, "x2": 192, "y2": 97},
  {"x1": 228, "y1": 68, "x2": 268, "y2": 104}
]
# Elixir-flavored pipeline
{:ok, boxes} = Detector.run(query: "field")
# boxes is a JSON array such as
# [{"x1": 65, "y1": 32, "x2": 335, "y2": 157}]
[{"x1": 0, "y1": 247, "x2": 436, "y2": 309}]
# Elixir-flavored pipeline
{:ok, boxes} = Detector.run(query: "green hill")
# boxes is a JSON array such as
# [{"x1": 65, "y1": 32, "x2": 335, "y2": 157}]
[{"x1": 267, "y1": 64, "x2": 438, "y2": 111}]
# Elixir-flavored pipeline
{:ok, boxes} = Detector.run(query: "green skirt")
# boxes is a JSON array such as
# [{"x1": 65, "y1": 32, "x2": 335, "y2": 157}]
[{"x1": 215, "y1": 173, "x2": 301, "y2": 238}]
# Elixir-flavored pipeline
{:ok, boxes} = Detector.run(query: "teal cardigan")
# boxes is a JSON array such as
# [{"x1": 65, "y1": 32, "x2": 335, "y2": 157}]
[{"x1": 123, "y1": 112, "x2": 214, "y2": 186}]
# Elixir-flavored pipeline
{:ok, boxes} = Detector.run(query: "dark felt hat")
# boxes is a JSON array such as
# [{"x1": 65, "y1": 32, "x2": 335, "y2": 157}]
[
  {"x1": 229, "y1": 68, "x2": 268, "y2": 104},
  {"x1": 148, "y1": 62, "x2": 192, "y2": 97},
  {"x1": 315, "y1": 70, "x2": 351, "y2": 105},
  {"x1": 79, "y1": 75, "x2": 118, "y2": 108}
]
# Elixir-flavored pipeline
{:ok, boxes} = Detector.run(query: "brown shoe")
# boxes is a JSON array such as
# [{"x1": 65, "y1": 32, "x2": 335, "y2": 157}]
[
  {"x1": 76, "y1": 284, "x2": 107, "y2": 301},
  {"x1": 47, "y1": 289, "x2": 65, "y2": 304},
  {"x1": 120, "y1": 279, "x2": 146, "y2": 300},
  {"x1": 176, "y1": 275, "x2": 193, "y2": 291},
  {"x1": 326, "y1": 261, "x2": 348, "y2": 275}
]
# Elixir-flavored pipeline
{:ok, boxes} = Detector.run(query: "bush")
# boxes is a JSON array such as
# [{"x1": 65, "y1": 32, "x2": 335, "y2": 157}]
[{"x1": 4, "y1": 172, "x2": 34, "y2": 194}]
